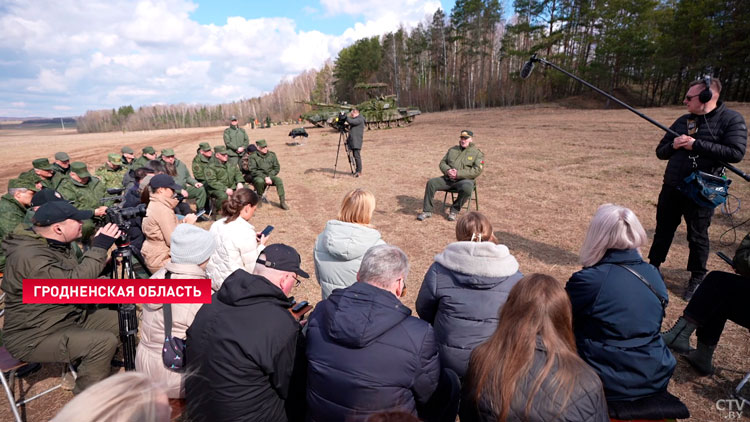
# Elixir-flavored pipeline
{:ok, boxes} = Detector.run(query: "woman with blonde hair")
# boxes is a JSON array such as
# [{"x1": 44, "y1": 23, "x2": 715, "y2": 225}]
[
  {"x1": 206, "y1": 188, "x2": 269, "y2": 290},
  {"x1": 416, "y1": 211, "x2": 522, "y2": 378},
  {"x1": 314, "y1": 188, "x2": 384, "y2": 299},
  {"x1": 51, "y1": 371, "x2": 171, "y2": 422},
  {"x1": 567, "y1": 203, "x2": 675, "y2": 402},
  {"x1": 462, "y1": 273, "x2": 608, "y2": 421}
]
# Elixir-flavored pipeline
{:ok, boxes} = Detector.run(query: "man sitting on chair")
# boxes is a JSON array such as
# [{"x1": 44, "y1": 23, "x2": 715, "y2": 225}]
[{"x1": 417, "y1": 130, "x2": 484, "y2": 222}]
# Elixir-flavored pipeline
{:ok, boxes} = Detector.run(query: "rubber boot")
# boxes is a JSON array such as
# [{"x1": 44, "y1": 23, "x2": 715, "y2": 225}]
[
  {"x1": 686, "y1": 342, "x2": 716, "y2": 376},
  {"x1": 661, "y1": 316, "x2": 696, "y2": 354},
  {"x1": 279, "y1": 196, "x2": 290, "y2": 210}
]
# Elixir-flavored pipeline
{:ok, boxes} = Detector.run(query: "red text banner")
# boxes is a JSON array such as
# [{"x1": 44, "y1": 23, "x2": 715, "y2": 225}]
[{"x1": 23, "y1": 279, "x2": 212, "y2": 304}]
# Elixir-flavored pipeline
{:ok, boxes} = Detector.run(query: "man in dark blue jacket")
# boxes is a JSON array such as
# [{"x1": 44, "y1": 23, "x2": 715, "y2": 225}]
[
  {"x1": 305, "y1": 244, "x2": 453, "y2": 421},
  {"x1": 648, "y1": 77, "x2": 747, "y2": 300}
]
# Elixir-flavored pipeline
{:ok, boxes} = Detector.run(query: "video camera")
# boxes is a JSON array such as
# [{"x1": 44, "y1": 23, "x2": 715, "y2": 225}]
[
  {"x1": 105, "y1": 204, "x2": 147, "y2": 230},
  {"x1": 334, "y1": 111, "x2": 349, "y2": 133},
  {"x1": 100, "y1": 187, "x2": 126, "y2": 205}
]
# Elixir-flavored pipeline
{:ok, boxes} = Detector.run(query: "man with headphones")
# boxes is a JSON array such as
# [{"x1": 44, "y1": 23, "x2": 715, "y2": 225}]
[{"x1": 649, "y1": 77, "x2": 747, "y2": 300}]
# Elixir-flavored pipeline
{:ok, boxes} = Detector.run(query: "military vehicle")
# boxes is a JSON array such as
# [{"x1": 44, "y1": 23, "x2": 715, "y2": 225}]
[{"x1": 297, "y1": 83, "x2": 421, "y2": 130}]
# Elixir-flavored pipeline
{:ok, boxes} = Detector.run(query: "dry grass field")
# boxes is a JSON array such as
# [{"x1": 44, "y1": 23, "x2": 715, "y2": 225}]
[{"x1": 1, "y1": 103, "x2": 749, "y2": 421}]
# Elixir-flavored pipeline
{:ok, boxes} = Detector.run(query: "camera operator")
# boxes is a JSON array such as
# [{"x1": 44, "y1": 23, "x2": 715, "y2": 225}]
[
  {"x1": 346, "y1": 108, "x2": 365, "y2": 177},
  {"x1": 1, "y1": 201, "x2": 122, "y2": 394}
]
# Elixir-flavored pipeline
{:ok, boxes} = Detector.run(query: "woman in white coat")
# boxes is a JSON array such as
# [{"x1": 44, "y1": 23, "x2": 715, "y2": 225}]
[
  {"x1": 314, "y1": 188, "x2": 385, "y2": 299},
  {"x1": 206, "y1": 188, "x2": 269, "y2": 290}
]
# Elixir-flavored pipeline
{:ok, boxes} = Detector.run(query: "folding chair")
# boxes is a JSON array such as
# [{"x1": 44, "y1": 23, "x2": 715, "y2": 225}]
[{"x1": 442, "y1": 182, "x2": 479, "y2": 212}]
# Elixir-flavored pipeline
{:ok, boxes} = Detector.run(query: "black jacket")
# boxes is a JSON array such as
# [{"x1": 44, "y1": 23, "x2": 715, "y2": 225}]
[
  {"x1": 305, "y1": 282, "x2": 440, "y2": 421},
  {"x1": 461, "y1": 338, "x2": 609, "y2": 422},
  {"x1": 185, "y1": 269, "x2": 306, "y2": 422},
  {"x1": 346, "y1": 115, "x2": 366, "y2": 149},
  {"x1": 656, "y1": 102, "x2": 747, "y2": 187}
]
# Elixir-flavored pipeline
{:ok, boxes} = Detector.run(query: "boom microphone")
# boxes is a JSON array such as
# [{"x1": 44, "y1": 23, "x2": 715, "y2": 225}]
[{"x1": 520, "y1": 54, "x2": 537, "y2": 79}]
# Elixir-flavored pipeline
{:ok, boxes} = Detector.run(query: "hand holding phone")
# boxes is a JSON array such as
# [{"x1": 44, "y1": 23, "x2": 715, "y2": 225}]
[
  {"x1": 195, "y1": 209, "x2": 206, "y2": 218},
  {"x1": 290, "y1": 300, "x2": 313, "y2": 321},
  {"x1": 260, "y1": 225, "x2": 274, "y2": 237}
]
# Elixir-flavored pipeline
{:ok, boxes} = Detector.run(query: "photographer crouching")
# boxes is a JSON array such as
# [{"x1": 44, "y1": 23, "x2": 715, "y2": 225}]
[{"x1": 1, "y1": 201, "x2": 122, "y2": 394}]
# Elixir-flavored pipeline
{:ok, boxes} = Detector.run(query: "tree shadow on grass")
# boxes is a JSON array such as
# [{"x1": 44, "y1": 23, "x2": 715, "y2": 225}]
[{"x1": 494, "y1": 230, "x2": 579, "y2": 267}]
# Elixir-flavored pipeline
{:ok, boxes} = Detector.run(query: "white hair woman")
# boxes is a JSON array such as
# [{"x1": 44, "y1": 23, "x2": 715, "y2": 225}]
[{"x1": 566, "y1": 204, "x2": 676, "y2": 402}]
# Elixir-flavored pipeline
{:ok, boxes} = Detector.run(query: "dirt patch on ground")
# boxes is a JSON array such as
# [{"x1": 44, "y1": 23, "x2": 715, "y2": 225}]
[{"x1": 1, "y1": 103, "x2": 749, "y2": 421}]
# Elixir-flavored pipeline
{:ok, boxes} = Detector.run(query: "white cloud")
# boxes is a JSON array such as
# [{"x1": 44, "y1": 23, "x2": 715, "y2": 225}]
[
  {"x1": 0, "y1": 0, "x2": 443, "y2": 116},
  {"x1": 11, "y1": 102, "x2": 26, "y2": 107}
]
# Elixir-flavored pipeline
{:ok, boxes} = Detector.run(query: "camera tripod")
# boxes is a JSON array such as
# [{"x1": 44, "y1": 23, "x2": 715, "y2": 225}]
[
  {"x1": 109, "y1": 227, "x2": 151, "y2": 371},
  {"x1": 333, "y1": 129, "x2": 356, "y2": 178}
]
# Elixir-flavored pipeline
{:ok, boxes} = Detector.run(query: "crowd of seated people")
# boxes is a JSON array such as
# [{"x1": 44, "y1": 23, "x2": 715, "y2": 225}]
[{"x1": 3, "y1": 157, "x2": 746, "y2": 421}]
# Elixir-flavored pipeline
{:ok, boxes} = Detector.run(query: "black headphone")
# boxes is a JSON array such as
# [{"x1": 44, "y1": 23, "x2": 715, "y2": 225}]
[{"x1": 698, "y1": 75, "x2": 713, "y2": 103}]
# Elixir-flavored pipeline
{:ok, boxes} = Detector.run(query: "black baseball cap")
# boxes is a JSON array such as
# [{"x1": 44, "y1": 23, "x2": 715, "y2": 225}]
[
  {"x1": 257, "y1": 244, "x2": 310, "y2": 278},
  {"x1": 33, "y1": 201, "x2": 93, "y2": 226},
  {"x1": 149, "y1": 174, "x2": 182, "y2": 191},
  {"x1": 31, "y1": 189, "x2": 68, "y2": 208}
]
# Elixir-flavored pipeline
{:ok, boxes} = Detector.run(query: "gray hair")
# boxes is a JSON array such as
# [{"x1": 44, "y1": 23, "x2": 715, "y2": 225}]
[
  {"x1": 579, "y1": 203, "x2": 648, "y2": 267},
  {"x1": 358, "y1": 244, "x2": 409, "y2": 289},
  {"x1": 8, "y1": 188, "x2": 28, "y2": 196}
]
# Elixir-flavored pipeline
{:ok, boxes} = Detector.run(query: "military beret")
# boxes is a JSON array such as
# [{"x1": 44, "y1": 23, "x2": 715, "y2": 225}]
[
  {"x1": 108, "y1": 153, "x2": 122, "y2": 164},
  {"x1": 198, "y1": 142, "x2": 211, "y2": 151},
  {"x1": 32, "y1": 158, "x2": 53, "y2": 171},
  {"x1": 7, "y1": 178, "x2": 39, "y2": 192},
  {"x1": 54, "y1": 152, "x2": 70, "y2": 161},
  {"x1": 142, "y1": 146, "x2": 156, "y2": 155},
  {"x1": 214, "y1": 145, "x2": 228, "y2": 154},
  {"x1": 70, "y1": 162, "x2": 91, "y2": 178},
  {"x1": 161, "y1": 148, "x2": 175, "y2": 157},
  {"x1": 256, "y1": 139, "x2": 268, "y2": 148},
  {"x1": 460, "y1": 130, "x2": 474, "y2": 139},
  {"x1": 31, "y1": 189, "x2": 67, "y2": 207},
  {"x1": 33, "y1": 201, "x2": 93, "y2": 226},
  {"x1": 121, "y1": 146, "x2": 135, "y2": 154}
]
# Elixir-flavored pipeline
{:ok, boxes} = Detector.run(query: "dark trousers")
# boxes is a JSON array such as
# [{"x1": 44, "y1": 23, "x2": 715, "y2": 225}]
[
  {"x1": 648, "y1": 184, "x2": 714, "y2": 277},
  {"x1": 350, "y1": 148, "x2": 362, "y2": 173},
  {"x1": 18, "y1": 309, "x2": 119, "y2": 394},
  {"x1": 423, "y1": 177, "x2": 474, "y2": 213},
  {"x1": 418, "y1": 368, "x2": 460, "y2": 422},
  {"x1": 683, "y1": 271, "x2": 750, "y2": 346}
]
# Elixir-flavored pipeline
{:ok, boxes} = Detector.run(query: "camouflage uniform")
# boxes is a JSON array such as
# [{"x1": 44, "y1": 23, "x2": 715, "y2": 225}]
[
  {"x1": 57, "y1": 162, "x2": 107, "y2": 240},
  {"x1": 192, "y1": 142, "x2": 212, "y2": 183},
  {"x1": 223, "y1": 122, "x2": 249, "y2": 168},
  {"x1": 161, "y1": 148, "x2": 207, "y2": 209},
  {"x1": 243, "y1": 140, "x2": 286, "y2": 209},
  {"x1": 422, "y1": 135, "x2": 484, "y2": 215},
  {"x1": 0, "y1": 179, "x2": 38, "y2": 271},
  {"x1": 52, "y1": 152, "x2": 71, "y2": 176},
  {"x1": 18, "y1": 158, "x2": 65, "y2": 190},
  {"x1": 204, "y1": 146, "x2": 244, "y2": 210},
  {"x1": 95, "y1": 153, "x2": 128, "y2": 190},
  {"x1": 131, "y1": 146, "x2": 157, "y2": 169}
]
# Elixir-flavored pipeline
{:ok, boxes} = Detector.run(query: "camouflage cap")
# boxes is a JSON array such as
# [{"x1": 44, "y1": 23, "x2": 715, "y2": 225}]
[
  {"x1": 214, "y1": 145, "x2": 228, "y2": 154},
  {"x1": 230, "y1": 115, "x2": 237, "y2": 121},
  {"x1": 54, "y1": 152, "x2": 70, "y2": 161},
  {"x1": 459, "y1": 130, "x2": 474, "y2": 139},
  {"x1": 32, "y1": 158, "x2": 53, "y2": 171},
  {"x1": 161, "y1": 148, "x2": 175, "y2": 157},
  {"x1": 142, "y1": 146, "x2": 156, "y2": 155},
  {"x1": 198, "y1": 142, "x2": 211, "y2": 151},
  {"x1": 108, "y1": 153, "x2": 122, "y2": 164},
  {"x1": 121, "y1": 146, "x2": 135, "y2": 154},
  {"x1": 70, "y1": 162, "x2": 91, "y2": 178},
  {"x1": 256, "y1": 139, "x2": 268, "y2": 148},
  {"x1": 7, "y1": 178, "x2": 40, "y2": 192}
]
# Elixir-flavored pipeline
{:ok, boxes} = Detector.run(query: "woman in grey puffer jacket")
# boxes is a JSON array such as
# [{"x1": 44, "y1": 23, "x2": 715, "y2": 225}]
[
  {"x1": 314, "y1": 189, "x2": 385, "y2": 299},
  {"x1": 416, "y1": 211, "x2": 523, "y2": 378}
]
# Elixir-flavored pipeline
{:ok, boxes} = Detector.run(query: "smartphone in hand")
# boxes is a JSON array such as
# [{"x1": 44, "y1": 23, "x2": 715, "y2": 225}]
[
  {"x1": 260, "y1": 225, "x2": 274, "y2": 237},
  {"x1": 195, "y1": 209, "x2": 206, "y2": 218},
  {"x1": 291, "y1": 300, "x2": 313, "y2": 320}
]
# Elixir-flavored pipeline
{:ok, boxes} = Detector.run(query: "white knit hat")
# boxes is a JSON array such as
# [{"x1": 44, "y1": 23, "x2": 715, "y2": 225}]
[{"x1": 170, "y1": 224, "x2": 216, "y2": 265}]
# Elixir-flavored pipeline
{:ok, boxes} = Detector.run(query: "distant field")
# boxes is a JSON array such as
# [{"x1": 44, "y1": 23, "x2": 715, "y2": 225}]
[{"x1": 1, "y1": 103, "x2": 749, "y2": 421}]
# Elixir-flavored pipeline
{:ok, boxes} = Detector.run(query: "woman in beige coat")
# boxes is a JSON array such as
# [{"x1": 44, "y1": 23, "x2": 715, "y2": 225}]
[
  {"x1": 141, "y1": 174, "x2": 197, "y2": 273},
  {"x1": 136, "y1": 223, "x2": 216, "y2": 398}
]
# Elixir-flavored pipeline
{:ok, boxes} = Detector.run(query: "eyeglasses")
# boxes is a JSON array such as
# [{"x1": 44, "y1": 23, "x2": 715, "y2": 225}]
[
  {"x1": 293, "y1": 275, "x2": 301, "y2": 287},
  {"x1": 684, "y1": 94, "x2": 697, "y2": 102}
]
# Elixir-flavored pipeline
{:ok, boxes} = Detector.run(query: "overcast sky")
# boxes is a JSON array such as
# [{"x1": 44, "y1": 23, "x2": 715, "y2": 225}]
[{"x1": 0, "y1": 0, "x2": 466, "y2": 118}]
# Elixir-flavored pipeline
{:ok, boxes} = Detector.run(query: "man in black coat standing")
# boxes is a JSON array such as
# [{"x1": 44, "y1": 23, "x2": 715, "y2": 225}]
[
  {"x1": 346, "y1": 108, "x2": 366, "y2": 177},
  {"x1": 185, "y1": 244, "x2": 309, "y2": 422},
  {"x1": 648, "y1": 77, "x2": 747, "y2": 300}
]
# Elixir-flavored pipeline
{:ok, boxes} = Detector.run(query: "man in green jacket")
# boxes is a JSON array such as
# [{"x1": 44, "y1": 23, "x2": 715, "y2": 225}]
[
  {"x1": 131, "y1": 146, "x2": 158, "y2": 169},
  {"x1": 57, "y1": 162, "x2": 108, "y2": 241},
  {"x1": 223, "y1": 116, "x2": 249, "y2": 169},
  {"x1": 417, "y1": 130, "x2": 484, "y2": 222},
  {"x1": 95, "y1": 153, "x2": 128, "y2": 190},
  {"x1": 18, "y1": 157, "x2": 65, "y2": 190},
  {"x1": 243, "y1": 139, "x2": 289, "y2": 210},
  {"x1": 161, "y1": 148, "x2": 207, "y2": 212},
  {"x1": 52, "y1": 152, "x2": 71, "y2": 176},
  {"x1": 121, "y1": 146, "x2": 136, "y2": 169},
  {"x1": 192, "y1": 142, "x2": 213, "y2": 183},
  {"x1": 204, "y1": 145, "x2": 245, "y2": 210},
  {"x1": 0, "y1": 178, "x2": 38, "y2": 272},
  {"x1": 1, "y1": 201, "x2": 121, "y2": 394}
]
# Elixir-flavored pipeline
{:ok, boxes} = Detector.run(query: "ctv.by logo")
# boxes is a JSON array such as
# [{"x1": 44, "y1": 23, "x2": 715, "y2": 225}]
[{"x1": 716, "y1": 398, "x2": 746, "y2": 419}]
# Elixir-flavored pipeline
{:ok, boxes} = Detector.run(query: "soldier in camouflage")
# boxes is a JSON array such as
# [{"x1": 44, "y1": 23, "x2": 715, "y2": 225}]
[
  {"x1": 132, "y1": 146, "x2": 158, "y2": 169},
  {"x1": 18, "y1": 158, "x2": 65, "y2": 191},
  {"x1": 417, "y1": 130, "x2": 484, "y2": 222},
  {"x1": 57, "y1": 162, "x2": 108, "y2": 241},
  {"x1": 204, "y1": 145, "x2": 244, "y2": 211},
  {"x1": 52, "y1": 152, "x2": 71, "y2": 176},
  {"x1": 223, "y1": 116, "x2": 249, "y2": 169},
  {"x1": 121, "y1": 146, "x2": 136, "y2": 169},
  {"x1": 0, "y1": 178, "x2": 38, "y2": 272},
  {"x1": 243, "y1": 139, "x2": 289, "y2": 210},
  {"x1": 95, "y1": 153, "x2": 128, "y2": 190},
  {"x1": 192, "y1": 142, "x2": 213, "y2": 184},
  {"x1": 161, "y1": 148, "x2": 208, "y2": 212}
]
